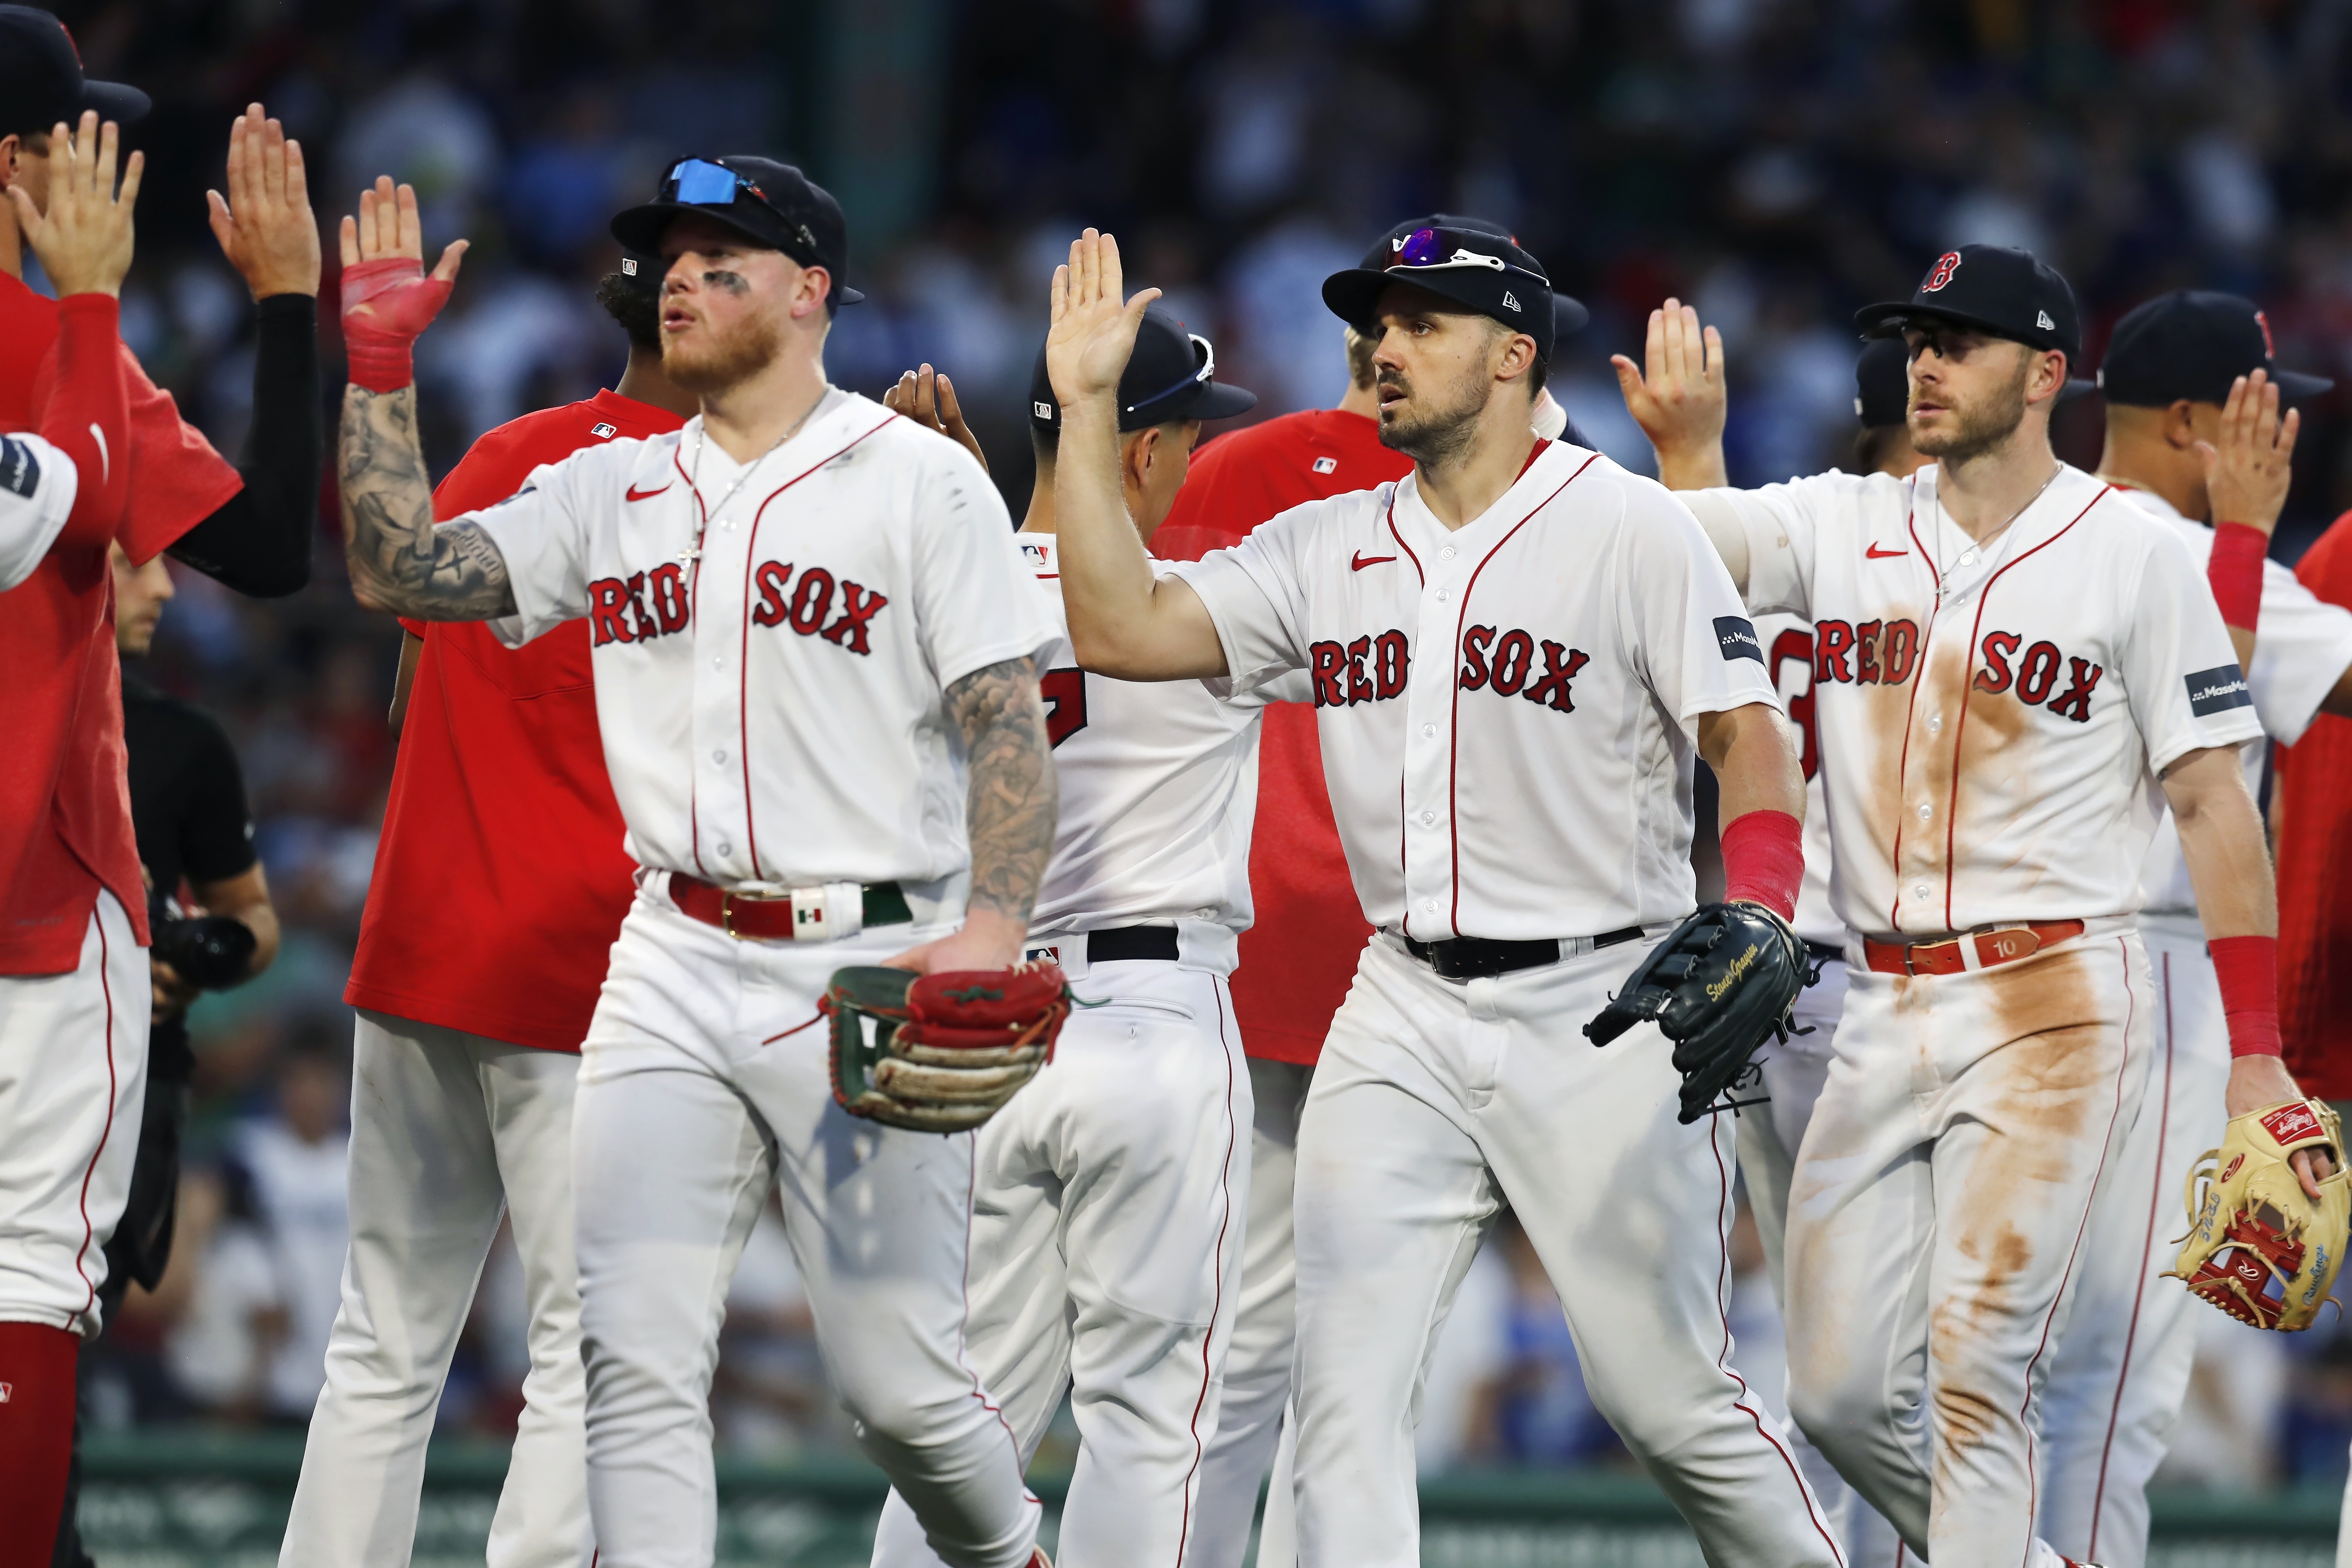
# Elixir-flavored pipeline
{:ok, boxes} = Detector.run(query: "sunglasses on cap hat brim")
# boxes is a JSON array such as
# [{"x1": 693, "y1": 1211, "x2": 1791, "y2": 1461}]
[
  {"x1": 1122, "y1": 332, "x2": 1258, "y2": 424},
  {"x1": 615, "y1": 158, "x2": 866, "y2": 303}
]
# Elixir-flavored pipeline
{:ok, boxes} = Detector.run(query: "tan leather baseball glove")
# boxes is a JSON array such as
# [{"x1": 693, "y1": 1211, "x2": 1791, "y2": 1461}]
[{"x1": 2170, "y1": 1098, "x2": 2352, "y2": 1331}]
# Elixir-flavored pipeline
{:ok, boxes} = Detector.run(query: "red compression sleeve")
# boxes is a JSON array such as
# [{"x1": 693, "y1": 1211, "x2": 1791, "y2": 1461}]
[
  {"x1": 2209, "y1": 934, "x2": 2283, "y2": 1058},
  {"x1": 2208, "y1": 523, "x2": 2267, "y2": 634},
  {"x1": 0, "y1": 1323, "x2": 80, "y2": 1568},
  {"x1": 1720, "y1": 808, "x2": 1804, "y2": 923},
  {"x1": 40, "y1": 294, "x2": 129, "y2": 554}
]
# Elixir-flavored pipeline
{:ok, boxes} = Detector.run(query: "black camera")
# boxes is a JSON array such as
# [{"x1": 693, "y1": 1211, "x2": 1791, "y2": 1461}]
[{"x1": 147, "y1": 892, "x2": 257, "y2": 991}]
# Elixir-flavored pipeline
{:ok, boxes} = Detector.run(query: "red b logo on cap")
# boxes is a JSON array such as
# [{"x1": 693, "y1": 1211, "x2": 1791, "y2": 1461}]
[
  {"x1": 1921, "y1": 252, "x2": 1963, "y2": 292},
  {"x1": 2256, "y1": 309, "x2": 2277, "y2": 359}
]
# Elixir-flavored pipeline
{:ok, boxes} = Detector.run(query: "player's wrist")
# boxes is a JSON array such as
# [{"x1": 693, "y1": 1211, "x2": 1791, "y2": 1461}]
[
  {"x1": 1719, "y1": 808, "x2": 1803, "y2": 924},
  {"x1": 2210, "y1": 933, "x2": 2284, "y2": 1058},
  {"x1": 2207, "y1": 523, "x2": 2267, "y2": 634}
]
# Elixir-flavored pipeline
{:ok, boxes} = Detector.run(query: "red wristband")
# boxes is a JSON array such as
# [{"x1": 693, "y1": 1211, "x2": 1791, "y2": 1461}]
[
  {"x1": 2208, "y1": 934, "x2": 2283, "y2": 1058},
  {"x1": 1720, "y1": 808, "x2": 1803, "y2": 924},
  {"x1": 2208, "y1": 523, "x2": 2266, "y2": 634},
  {"x1": 340, "y1": 257, "x2": 454, "y2": 395}
]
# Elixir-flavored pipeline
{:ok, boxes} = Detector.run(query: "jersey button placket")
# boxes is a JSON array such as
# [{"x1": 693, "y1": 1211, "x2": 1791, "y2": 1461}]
[
  {"x1": 1401, "y1": 555, "x2": 1460, "y2": 937},
  {"x1": 694, "y1": 490, "x2": 751, "y2": 877}
]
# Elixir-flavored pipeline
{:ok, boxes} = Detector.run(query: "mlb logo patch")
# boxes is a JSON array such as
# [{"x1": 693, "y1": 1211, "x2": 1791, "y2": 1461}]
[
  {"x1": 0, "y1": 1381, "x2": 10, "y2": 1403},
  {"x1": 590, "y1": 423, "x2": 617, "y2": 440},
  {"x1": 1312, "y1": 456, "x2": 1338, "y2": 475}
]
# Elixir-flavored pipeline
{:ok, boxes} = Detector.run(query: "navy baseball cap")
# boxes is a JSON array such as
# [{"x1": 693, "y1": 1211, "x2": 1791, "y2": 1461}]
[
  {"x1": 2099, "y1": 290, "x2": 2333, "y2": 407},
  {"x1": 1323, "y1": 223, "x2": 1558, "y2": 364},
  {"x1": 1358, "y1": 216, "x2": 1588, "y2": 346},
  {"x1": 1856, "y1": 245, "x2": 2080, "y2": 371},
  {"x1": 611, "y1": 156, "x2": 865, "y2": 306},
  {"x1": 0, "y1": 6, "x2": 148, "y2": 133},
  {"x1": 613, "y1": 250, "x2": 662, "y2": 302},
  {"x1": 1855, "y1": 336, "x2": 1910, "y2": 429},
  {"x1": 1029, "y1": 303, "x2": 1256, "y2": 432}
]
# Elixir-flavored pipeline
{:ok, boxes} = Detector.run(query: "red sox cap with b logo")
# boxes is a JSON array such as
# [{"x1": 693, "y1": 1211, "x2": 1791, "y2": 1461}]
[{"x1": 1855, "y1": 243, "x2": 2081, "y2": 371}]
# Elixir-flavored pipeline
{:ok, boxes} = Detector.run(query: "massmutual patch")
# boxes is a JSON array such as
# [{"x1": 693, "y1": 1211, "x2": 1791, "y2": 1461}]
[
  {"x1": 1715, "y1": 615, "x2": 1765, "y2": 663},
  {"x1": 0, "y1": 436, "x2": 40, "y2": 499},
  {"x1": 2184, "y1": 664, "x2": 2253, "y2": 717}
]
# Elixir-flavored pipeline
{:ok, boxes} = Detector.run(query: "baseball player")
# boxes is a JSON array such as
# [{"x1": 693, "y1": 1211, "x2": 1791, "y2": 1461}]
[
  {"x1": 1144, "y1": 214, "x2": 1587, "y2": 1568},
  {"x1": 1648, "y1": 334, "x2": 1917, "y2": 1567},
  {"x1": 0, "y1": 110, "x2": 142, "y2": 1568},
  {"x1": 1617, "y1": 243, "x2": 2328, "y2": 1568},
  {"x1": 328, "y1": 158, "x2": 1058, "y2": 1568},
  {"x1": 276, "y1": 205, "x2": 695, "y2": 1566},
  {"x1": 2031, "y1": 292, "x2": 2352, "y2": 1568},
  {"x1": 1043, "y1": 227, "x2": 1840, "y2": 1568},
  {"x1": 865, "y1": 306, "x2": 1260, "y2": 1568}
]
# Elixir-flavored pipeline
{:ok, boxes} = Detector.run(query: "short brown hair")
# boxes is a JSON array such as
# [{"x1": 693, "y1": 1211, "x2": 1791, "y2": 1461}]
[{"x1": 1344, "y1": 325, "x2": 1377, "y2": 390}]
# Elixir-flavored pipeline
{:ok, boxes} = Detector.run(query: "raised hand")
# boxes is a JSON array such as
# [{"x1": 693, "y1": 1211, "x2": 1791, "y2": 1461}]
[
  {"x1": 9, "y1": 111, "x2": 141, "y2": 299},
  {"x1": 2198, "y1": 369, "x2": 2300, "y2": 536},
  {"x1": 207, "y1": 104, "x2": 319, "y2": 300},
  {"x1": 1044, "y1": 228, "x2": 1159, "y2": 414},
  {"x1": 337, "y1": 176, "x2": 467, "y2": 395},
  {"x1": 885, "y1": 363, "x2": 989, "y2": 472},
  {"x1": 1611, "y1": 298, "x2": 1729, "y2": 490}
]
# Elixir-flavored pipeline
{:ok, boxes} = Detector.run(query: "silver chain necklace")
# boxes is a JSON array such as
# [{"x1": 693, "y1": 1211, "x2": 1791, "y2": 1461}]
[
  {"x1": 1930, "y1": 459, "x2": 2060, "y2": 594},
  {"x1": 677, "y1": 385, "x2": 833, "y2": 564}
]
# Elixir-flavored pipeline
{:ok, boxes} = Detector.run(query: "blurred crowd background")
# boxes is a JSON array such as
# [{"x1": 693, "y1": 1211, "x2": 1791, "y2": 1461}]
[{"x1": 53, "y1": 0, "x2": 2352, "y2": 1493}]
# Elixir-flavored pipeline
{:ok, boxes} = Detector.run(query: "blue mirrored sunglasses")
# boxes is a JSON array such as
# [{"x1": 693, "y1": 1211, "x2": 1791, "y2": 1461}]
[{"x1": 664, "y1": 158, "x2": 761, "y2": 208}]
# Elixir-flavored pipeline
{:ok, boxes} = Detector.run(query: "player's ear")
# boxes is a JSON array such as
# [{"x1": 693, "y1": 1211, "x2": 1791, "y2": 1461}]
[{"x1": 2165, "y1": 399, "x2": 2200, "y2": 450}]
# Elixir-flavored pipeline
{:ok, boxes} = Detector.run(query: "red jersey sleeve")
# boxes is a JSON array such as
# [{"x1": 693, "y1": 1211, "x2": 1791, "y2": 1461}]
[
  {"x1": 39, "y1": 295, "x2": 128, "y2": 555},
  {"x1": 32, "y1": 337, "x2": 243, "y2": 565}
]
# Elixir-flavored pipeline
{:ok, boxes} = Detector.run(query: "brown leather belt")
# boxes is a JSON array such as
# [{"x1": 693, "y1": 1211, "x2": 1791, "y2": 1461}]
[
  {"x1": 1862, "y1": 920, "x2": 2084, "y2": 977},
  {"x1": 670, "y1": 873, "x2": 911, "y2": 941}
]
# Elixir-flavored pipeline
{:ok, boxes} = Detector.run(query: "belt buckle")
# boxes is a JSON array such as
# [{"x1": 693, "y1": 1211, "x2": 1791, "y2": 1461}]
[{"x1": 719, "y1": 889, "x2": 787, "y2": 941}]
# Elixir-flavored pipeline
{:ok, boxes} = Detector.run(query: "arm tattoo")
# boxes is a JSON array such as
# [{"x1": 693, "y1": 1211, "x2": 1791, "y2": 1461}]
[
  {"x1": 339, "y1": 384, "x2": 518, "y2": 620},
  {"x1": 947, "y1": 655, "x2": 1058, "y2": 928}
]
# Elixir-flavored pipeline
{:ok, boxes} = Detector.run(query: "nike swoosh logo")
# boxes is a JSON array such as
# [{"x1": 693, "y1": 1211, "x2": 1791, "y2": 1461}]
[
  {"x1": 1351, "y1": 552, "x2": 1397, "y2": 571},
  {"x1": 625, "y1": 482, "x2": 671, "y2": 503},
  {"x1": 1865, "y1": 543, "x2": 1908, "y2": 559}
]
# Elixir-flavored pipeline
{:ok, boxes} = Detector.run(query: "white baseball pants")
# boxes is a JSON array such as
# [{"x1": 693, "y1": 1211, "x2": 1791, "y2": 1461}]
[
  {"x1": 572, "y1": 889, "x2": 1038, "y2": 1568},
  {"x1": 1291, "y1": 934, "x2": 1842, "y2": 1568},
  {"x1": 1785, "y1": 926, "x2": 2154, "y2": 1568},
  {"x1": 2034, "y1": 915, "x2": 2229, "y2": 1568},
  {"x1": 870, "y1": 959, "x2": 1248, "y2": 1568},
  {"x1": 0, "y1": 891, "x2": 146, "y2": 1338},
  {"x1": 1174, "y1": 1055, "x2": 1309, "y2": 1568},
  {"x1": 1736, "y1": 957, "x2": 1911, "y2": 1566},
  {"x1": 278, "y1": 1014, "x2": 591, "y2": 1568}
]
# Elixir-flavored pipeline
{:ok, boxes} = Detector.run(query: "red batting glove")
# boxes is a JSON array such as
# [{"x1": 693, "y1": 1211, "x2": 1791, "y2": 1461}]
[{"x1": 340, "y1": 256, "x2": 452, "y2": 393}]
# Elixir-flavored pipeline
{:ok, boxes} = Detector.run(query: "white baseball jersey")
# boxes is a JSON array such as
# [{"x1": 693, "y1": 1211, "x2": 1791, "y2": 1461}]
[
  {"x1": 1753, "y1": 613, "x2": 1841, "y2": 948},
  {"x1": 1683, "y1": 463, "x2": 2265, "y2": 937},
  {"x1": 459, "y1": 391, "x2": 1058, "y2": 890},
  {"x1": 1020, "y1": 535, "x2": 1264, "y2": 968},
  {"x1": 1165, "y1": 438, "x2": 1779, "y2": 942},
  {"x1": 0, "y1": 431, "x2": 79, "y2": 591},
  {"x1": 2110, "y1": 486, "x2": 2352, "y2": 915}
]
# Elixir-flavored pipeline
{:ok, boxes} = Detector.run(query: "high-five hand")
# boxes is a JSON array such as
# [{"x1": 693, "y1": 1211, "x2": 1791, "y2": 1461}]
[
  {"x1": 2198, "y1": 368, "x2": 2300, "y2": 537},
  {"x1": 884, "y1": 362, "x2": 988, "y2": 472},
  {"x1": 208, "y1": 103, "x2": 320, "y2": 300},
  {"x1": 1612, "y1": 298, "x2": 1730, "y2": 490},
  {"x1": 8, "y1": 111, "x2": 141, "y2": 299},
  {"x1": 338, "y1": 175, "x2": 467, "y2": 395},
  {"x1": 1044, "y1": 228, "x2": 1159, "y2": 412}
]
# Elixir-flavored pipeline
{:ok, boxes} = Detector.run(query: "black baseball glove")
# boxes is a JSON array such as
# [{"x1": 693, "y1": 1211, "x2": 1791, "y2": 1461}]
[{"x1": 1584, "y1": 902, "x2": 1810, "y2": 1124}]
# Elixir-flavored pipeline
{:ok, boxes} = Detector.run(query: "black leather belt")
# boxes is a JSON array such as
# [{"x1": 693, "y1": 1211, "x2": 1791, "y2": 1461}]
[
  {"x1": 1029, "y1": 925, "x2": 1181, "y2": 964},
  {"x1": 1404, "y1": 927, "x2": 1644, "y2": 980}
]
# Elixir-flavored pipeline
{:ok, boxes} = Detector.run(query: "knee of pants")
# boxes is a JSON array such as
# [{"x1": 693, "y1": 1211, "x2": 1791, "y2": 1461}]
[
  {"x1": 1786, "y1": 1363, "x2": 1881, "y2": 1472},
  {"x1": 831, "y1": 1360, "x2": 998, "y2": 1453},
  {"x1": 580, "y1": 1323, "x2": 718, "y2": 1436}
]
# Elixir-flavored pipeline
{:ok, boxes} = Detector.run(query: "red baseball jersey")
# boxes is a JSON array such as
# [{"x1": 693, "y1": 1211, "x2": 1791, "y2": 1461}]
[
  {"x1": 2277, "y1": 511, "x2": 2352, "y2": 1094},
  {"x1": 1154, "y1": 408, "x2": 1412, "y2": 1063},
  {"x1": 345, "y1": 389, "x2": 686, "y2": 1051},
  {"x1": 0, "y1": 286, "x2": 237, "y2": 974}
]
